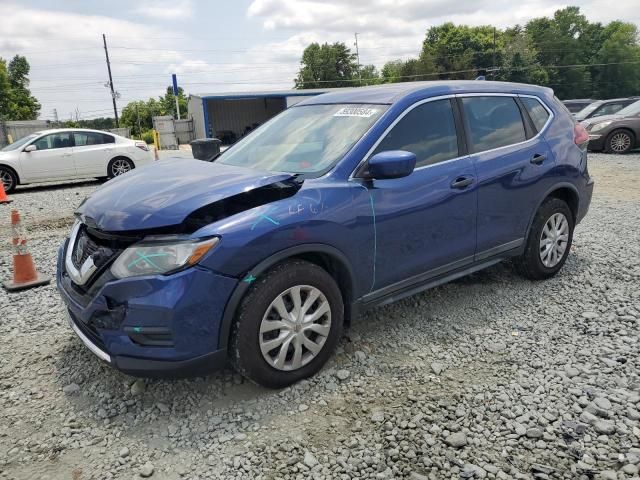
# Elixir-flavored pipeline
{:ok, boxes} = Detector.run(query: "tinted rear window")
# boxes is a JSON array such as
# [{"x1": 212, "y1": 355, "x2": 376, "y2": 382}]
[
  {"x1": 521, "y1": 97, "x2": 551, "y2": 132},
  {"x1": 461, "y1": 97, "x2": 526, "y2": 153}
]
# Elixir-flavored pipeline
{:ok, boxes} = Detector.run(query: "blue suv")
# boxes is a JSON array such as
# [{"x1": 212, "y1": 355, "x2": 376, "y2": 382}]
[{"x1": 57, "y1": 81, "x2": 594, "y2": 388}]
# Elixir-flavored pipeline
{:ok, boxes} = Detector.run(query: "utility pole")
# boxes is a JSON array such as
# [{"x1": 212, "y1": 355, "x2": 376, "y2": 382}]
[
  {"x1": 354, "y1": 32, "x2": 362, "y2": 85},
  {"x1": 492, "y1": 27, "x2": 497, "y2": 80},
  {"x1": 135, "y1": 103, "x2": 141, "y2": 137},
  {"x1": 102, "y1": 33, "x2": 119, "y2": 127},
  {"x1": 53, "y1": 108, "x2": 59, "y2": 124}
]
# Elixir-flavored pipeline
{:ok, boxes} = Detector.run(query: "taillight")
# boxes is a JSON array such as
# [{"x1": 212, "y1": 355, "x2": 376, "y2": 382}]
[
  {"x1": 135, "y1": 141, "x2": 149, "y2": 151},
  {"x1": 574, "y1": 123, "x2": 589, "y2": 146}
]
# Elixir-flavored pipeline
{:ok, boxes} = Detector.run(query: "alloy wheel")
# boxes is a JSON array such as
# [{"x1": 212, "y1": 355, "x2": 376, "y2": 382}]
[
  {"x1": 0, "y1": 169, "x2": 13, "y2": 192},
  {"x1": 610, "y1": 132, "x2": 631, "y2": 153},
  {"x1": 539, "y1": 212, "x2": 569, "y2": 268},
  {"x1": 259, "y1": 285, "x2": 331, "y2": 371},
  {"x1": 111, "y1": 159, "x2": 132, "y2": 176}
]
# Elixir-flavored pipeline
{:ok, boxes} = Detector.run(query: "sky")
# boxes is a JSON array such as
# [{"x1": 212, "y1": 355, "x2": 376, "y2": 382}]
[{"x1": 0, "y1": 0, "x2": 638, "y2": 122}]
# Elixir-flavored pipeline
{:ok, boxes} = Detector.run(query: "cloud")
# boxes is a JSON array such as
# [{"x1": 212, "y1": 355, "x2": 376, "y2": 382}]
[{"x1": 133, "y1": 0, "x2": 194, "y2": 20}]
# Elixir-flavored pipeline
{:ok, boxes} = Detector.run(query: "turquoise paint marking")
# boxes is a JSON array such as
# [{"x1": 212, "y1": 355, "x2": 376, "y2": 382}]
[
  {"x1": 243, "y1": 274, "x2": 257, "y2": 283},
  {"x1": 127, "y1": 251, "x2": 171, "y2": 271},
  {"x1": 368, "y1": 191, "x2": 377, "y2": 292},
  {"x1": 251, "y1": 206, "x2": 280, "y2": 230}
]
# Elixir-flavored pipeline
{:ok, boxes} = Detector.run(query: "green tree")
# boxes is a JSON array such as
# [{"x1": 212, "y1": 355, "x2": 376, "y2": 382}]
[
  {"x1": 358, "y1": 64, "x2": 381, "y2": 86},
  {"x1": 5, "y1": 55, "x2": 40, "y2": 120},
  {"x1": 0, "y1": 59, "x2": 10, "y2": 120},
  {"x1": 420, "y1": 23, "x2": 502, "y2": 79},
  {"x1": 295, "y1": 42, "x2": 358, "y2": 88},
  {"x1": 590, "y1": 21, "x2": 640, "y2": 98},
  {"x1": 497, "y1": 26, "x2": 548, "y2": 85},
  {"x1": 159, "y1": 86, "x2": 188, "y2": 119}
]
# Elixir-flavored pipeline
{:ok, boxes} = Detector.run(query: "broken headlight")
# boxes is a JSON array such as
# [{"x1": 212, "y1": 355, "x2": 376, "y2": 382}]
[{"x1": 111, "y1": 237, "x2": 220, "y2": 279}]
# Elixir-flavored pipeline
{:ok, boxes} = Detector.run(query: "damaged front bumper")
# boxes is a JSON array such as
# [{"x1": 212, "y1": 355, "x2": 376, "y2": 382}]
[{"x1": 56, "y1": 242, "x2": 237, "y2": 377}]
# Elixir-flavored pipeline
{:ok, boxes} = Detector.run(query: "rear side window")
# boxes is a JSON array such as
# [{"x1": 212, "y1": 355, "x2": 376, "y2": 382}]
[
  {"x1": 521, "y1": 97, "x2": 551, "y2": 132},
  {"x1": 74, "y1": 132, "x2": 111, "y2": 146},
  {"x1": 461, "y1": 97, "x2": 526, "y2": 152},
  {"x1": 373, "y1": 99, "x2": 459, "y2": 168}
]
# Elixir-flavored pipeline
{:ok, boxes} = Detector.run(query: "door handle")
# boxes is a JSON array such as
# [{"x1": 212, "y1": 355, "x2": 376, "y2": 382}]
[
  {"x1": 530, "y1": 153, "x2": 547, "y2": 165},
  {"x1": 450, "y1": 176, "x2": 474, "y2": 189}
]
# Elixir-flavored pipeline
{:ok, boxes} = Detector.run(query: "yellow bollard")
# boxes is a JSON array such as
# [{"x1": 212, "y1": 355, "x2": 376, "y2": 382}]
[{"x1": 152, "y1": 129, "x2": 160, "y2": 151}]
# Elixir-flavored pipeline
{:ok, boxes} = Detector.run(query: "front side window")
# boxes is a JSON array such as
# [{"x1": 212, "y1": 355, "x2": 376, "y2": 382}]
[
  {"x1": 74, "y1": 132, "x2": 109, "y2": 146},
  {"x1": 372, "y1": 99, "x2": 459, "y2": 168},
  {"x1": 33, "y1": 132, "x2": 74, "y2": 151},
  {"x1": 461, "y1": 97, "x2": 526, "y2": 152},
  {"x1": 521, "y1": 97, "x2": 551, "y2": 132},
  {"x1": 593, "y1": 102, "x2": 627, "y2": 117},
  {"x1": 218, "y1": 104, "x2": 388, "y2": 175}
]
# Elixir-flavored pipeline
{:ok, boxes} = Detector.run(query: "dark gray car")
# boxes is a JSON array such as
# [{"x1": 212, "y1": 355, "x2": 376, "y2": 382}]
[
  {"x1": 575, "y1": 97, "x2": 638, "y2": 122},
  {"x1": 583, "y1": 100, "x2": 640, "y2": 154}
]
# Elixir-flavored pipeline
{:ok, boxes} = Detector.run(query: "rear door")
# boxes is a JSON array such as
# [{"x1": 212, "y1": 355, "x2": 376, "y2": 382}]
[
  {"x1": 72, "y1": 131, "x2": 115, "y2": 177},
  {"x1": 18, "y1": 132, "x2": 76, "y2": 181},
  {"x1": 460, "y1": 94, "x2": 554, "y2": 259}
]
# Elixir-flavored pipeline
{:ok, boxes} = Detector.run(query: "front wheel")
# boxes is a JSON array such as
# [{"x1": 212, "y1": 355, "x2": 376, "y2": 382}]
[
  {"x1": 606, "y1": 130, "x2": 634, "y2": 154},
  {"x1": 230, "y1": 260, "x2": 344, "y2": 388},
  {"x1": 515, "y1": 198, "x2": 574, "y2": 280},
  {"x1": 0, "y1": 166, "x2": 17, "y2": 194},
  {"x1": 108, "y1": 157, "x2": 134, "y2": 178}
]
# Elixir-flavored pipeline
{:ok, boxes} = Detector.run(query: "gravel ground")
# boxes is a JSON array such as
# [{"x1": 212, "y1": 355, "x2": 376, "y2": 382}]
[{"x1": 0, "y1": 152, "x2": 639, "y2": 480}]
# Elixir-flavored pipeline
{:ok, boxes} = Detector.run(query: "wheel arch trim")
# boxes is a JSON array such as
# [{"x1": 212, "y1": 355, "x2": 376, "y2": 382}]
[
  {"x1": 525, "y1": 182, "x2": 580, "y2": 240},
  {"x1": 217, "y1": 243, "x2": 357, "y2": 351}
]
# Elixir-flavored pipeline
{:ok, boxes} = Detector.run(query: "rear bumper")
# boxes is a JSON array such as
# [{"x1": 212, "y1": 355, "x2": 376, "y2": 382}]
[
  {"x1": 57, "y1": 242, "x2": 238, "y2": 377},
  {"x1": 577, "y1": 177, "x2": 594, "y2": 224}
]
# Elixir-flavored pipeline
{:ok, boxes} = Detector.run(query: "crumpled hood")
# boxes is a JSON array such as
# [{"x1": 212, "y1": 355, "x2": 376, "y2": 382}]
[{"x1": 76, "y1": 160, "x2": 296, "y2": 232}]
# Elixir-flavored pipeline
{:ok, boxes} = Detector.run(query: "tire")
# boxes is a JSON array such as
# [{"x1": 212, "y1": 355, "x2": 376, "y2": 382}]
[
  {"x1": 0, "y1": 166, "x2": 17, "y2": 194},
  {"x1": 230, "y1": 259, "x2": 344, "y2": 389},
  {"x1": 107, "y1": 157, "x2": 134, "y2": 178},
  {"x1": 605, "y1": 129, "x2": 634, "y2": 154},
  {"x1": 515, "y1": 198, "x2": 574, "y2": 280}
]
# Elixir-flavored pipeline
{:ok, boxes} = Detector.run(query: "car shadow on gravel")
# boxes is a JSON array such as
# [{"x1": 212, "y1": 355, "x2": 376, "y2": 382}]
[{"x1": 13, "y1": 179, "x2": 102, "y2": 195}]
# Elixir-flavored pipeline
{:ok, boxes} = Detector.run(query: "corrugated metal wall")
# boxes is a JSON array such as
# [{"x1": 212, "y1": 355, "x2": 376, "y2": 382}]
[{"x1": 206, "y1": 97, "x2": 286, "y2": 139}]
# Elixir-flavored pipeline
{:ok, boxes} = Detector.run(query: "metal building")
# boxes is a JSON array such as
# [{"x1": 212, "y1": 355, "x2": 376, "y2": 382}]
[{"x1": 187, "y1": 88, "x2": 332, "y2": 144}]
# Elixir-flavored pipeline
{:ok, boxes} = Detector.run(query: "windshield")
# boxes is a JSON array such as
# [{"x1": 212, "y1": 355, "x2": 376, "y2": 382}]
[
  {"x1": 1, "y1": 133, "x2": 39, "y2": 152},
  {"x1": 575, "y1": 101, "x2": 602, "y2": 119},
  {"x1": 616, "y1": 100, "x2": 640, "y2": 117},
  {"x1": 218, "y1": 104, "x2": 388, "y2": 175}
]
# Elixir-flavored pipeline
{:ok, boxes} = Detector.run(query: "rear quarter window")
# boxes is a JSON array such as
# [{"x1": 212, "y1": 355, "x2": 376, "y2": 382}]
[{"x1": 521, "y1": 97, "x2": 551, "y2": 132}]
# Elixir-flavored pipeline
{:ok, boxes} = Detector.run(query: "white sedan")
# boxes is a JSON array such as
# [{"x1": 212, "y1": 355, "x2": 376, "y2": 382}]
[{"x1": 0, "y1": 128, "x2": 154, "y2": 193}]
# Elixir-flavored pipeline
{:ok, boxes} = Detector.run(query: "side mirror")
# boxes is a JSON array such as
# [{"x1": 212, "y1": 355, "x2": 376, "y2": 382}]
[
  {"x1": 366, "y1": 150, "x2": 416, "y2": 180},
  {"x1": 24, "y1": 145, "x2": 37, "y2": 152}
]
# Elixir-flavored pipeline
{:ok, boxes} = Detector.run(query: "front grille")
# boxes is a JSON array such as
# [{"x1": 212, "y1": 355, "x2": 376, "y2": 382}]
[{"x1": 72, "y1": 228, "x2": 100, "y2": 269}]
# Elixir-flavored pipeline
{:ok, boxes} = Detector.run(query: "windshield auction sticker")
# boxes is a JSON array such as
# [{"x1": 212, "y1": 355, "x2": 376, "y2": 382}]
[{"x1": 333, "y1": 107, "x2": 378, "y2": 118}]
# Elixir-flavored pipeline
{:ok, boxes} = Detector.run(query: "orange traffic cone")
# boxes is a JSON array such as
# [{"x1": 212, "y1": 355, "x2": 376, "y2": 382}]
[
  {"x1": 3, "y1": 210, "x2": 50, "y2": 292},
  {"x1": 0, "y1": 182, "x2": 12, "y2": 204}
]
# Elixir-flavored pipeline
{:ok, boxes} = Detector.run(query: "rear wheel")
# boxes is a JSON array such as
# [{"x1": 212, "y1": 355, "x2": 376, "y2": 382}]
[
  {"x1": 108, "y1": 157, "x2": 134, "y2": 178},
  {"x1": 515, "y1": 198, "x2": 574, "y2": 280},
  {"x1": 230, "y1": 260, "x2": 344, "y2": 388},
  {"x1": 0, "y1": 166, "x2": 17, "y2": 194},
  {"x1": 605, "y1": 130, "x2": 634, "y2": 154}
]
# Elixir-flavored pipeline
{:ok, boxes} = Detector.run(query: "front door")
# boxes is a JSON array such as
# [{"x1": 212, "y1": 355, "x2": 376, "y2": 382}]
[
  {"x1": 359, "y1": 98, "x2": 478, "y2": 293},
  {"x1": 19, "y1": 132, "x2": 76, "y2": 181}
]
